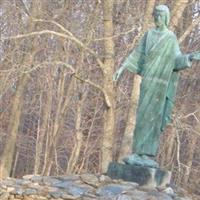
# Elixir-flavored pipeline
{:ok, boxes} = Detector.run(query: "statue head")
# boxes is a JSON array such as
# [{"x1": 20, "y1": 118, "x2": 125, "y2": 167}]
[{"x1": 153, "y1": 5, "x2": 170, "y2": 28}]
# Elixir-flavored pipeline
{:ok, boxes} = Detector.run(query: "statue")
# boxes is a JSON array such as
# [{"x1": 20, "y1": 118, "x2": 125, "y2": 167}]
[{"x1": 113, "y1": 5, "x2": 200, "y2": 168}]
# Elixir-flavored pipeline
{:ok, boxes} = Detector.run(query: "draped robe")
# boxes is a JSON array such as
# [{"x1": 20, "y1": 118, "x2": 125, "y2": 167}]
[{"x1": 122, "y1": 28, "x2": 191, "y2": 156}]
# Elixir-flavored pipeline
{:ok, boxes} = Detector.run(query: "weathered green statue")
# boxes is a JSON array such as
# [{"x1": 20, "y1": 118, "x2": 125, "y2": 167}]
[{"x1": 113, "y1": 5, "x2": 200, "y2": 168}]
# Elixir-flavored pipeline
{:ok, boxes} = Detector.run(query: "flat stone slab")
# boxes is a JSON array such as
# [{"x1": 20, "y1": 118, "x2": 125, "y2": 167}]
[{"x1": 107, "y1": 162, "x2": 171, "y2": 187}]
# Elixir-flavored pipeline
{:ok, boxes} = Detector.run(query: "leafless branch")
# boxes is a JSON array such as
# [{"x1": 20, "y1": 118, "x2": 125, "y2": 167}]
[
  {"x1": 73, "y1": 74, "x2": 111, "y2": 108},
  {"x1": 1, "y1": 30, "x2": 105, "y2": 73},
  {"x1": 31, "y1": 18, "x2": 73, "y2": 37},
  {"x1": 179, "y1": 16, "x2": 200, "y2": 43}
]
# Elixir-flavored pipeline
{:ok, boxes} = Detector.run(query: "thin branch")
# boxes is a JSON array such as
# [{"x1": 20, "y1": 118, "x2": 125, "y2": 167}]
[
  {"x1": 19, "y1": 60, "x2": 111, "y2": 108},
  {"x1": 19, "y1": 0, "x2": 30, "y2": 16},
  {"x1": 93, "y1": 26, "x2": 136, "y2": 41},
  {"x1": 31, "y1": 18, "x2": 73, "y2": 37},
  {"x1": 179, "y1": 16, "x2": 200, "y2": 43},
  {"x1": 1, "y1": 30, "x2": 105, "y2": 73},
  {"x1": 175, "y1": 125, "x2": 181, "y2": 173},
  {"x1": 180, "y1": 109, "x2": 200, "y2": 122},
  {"x1": 29, "y1": 18, "x2": 105, "y2": 71},
  {"x1": 170, "y1": 0, "x2": 190, "y2": 30},
  {"x1": 20, "y1": 61, "x2": 75, "y2": 73},
  {"x1": 32, "y1": 17, "x2": 137, "y2": 42},
  {"x1": 73, "y1": 74, "x2": 111, "y2": 108}
]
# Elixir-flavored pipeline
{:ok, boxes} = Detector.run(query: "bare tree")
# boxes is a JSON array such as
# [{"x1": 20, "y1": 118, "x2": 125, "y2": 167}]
[{"x1": 0, "y1": 0, "x2": 200, "y2": 196}]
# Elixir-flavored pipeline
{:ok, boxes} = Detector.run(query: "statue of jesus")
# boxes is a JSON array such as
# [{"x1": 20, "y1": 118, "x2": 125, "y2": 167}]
[{"x1": 113, "y1": 5, "x2": 200, "y2": 168}]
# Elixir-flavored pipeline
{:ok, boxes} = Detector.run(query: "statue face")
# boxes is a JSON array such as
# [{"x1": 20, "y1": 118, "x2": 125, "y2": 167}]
[{"x1": 154, "y1": 10, "x2": 166, "y2": 28}]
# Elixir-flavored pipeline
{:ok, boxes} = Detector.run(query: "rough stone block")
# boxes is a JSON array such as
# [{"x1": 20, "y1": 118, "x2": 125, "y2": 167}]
[{"x1": 107, "y1": 162, "x2": 171, "y2": 187}]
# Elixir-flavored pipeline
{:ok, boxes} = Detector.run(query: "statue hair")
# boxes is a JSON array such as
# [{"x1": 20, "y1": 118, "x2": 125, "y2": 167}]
[{"x1": 154, "y1": 5, "x2": 170, "y2": 26}]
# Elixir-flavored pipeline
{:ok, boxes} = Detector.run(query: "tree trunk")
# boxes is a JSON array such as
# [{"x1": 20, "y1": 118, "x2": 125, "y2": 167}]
[
  {"x1": 66, "y1": 93, "x2": 84, "y2": 173},
  {"x1": 118, "y1": 0, "x2": 156, "y2": 161},
  {"x1": 0, "y1": 75, "x2": 28, "y2": 178},
  {"x1": 34, "y1": 87, "x2": 53, "y2": 174},
  {"x1": 170, "y1": 0, "x2": 190, "y2": 31},
  {"x1": 0, "y1": 0, "x2": 43, "y2": 178},
  {"x1": 42, "y1": 73, "x2": 74, "y2": 175},
  {"x1": 118, "y1": 76, "x2": 141, "y2": 161},
  {"x1": 101, "y1": 0, "x2": 115, "y2": 172}
]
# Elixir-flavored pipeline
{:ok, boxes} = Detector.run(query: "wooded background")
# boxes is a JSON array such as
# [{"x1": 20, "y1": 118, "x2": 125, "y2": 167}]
[{"x1": 0, "y1": 0, "x2": 200, "y2": 197}]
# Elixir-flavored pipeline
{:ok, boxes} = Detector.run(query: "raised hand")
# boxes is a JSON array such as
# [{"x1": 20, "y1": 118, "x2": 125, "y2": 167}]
[
  {"x1": 113, "y1": 67, "x2": 124, "y2": 81},
  {"x1": 189, "y1": 51, "x2": 200, "y2": 61}
]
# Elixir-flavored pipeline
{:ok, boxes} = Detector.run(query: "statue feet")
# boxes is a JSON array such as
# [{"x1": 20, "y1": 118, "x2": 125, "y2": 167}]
[{"x1": 123, "y1": 154, "x2": 159, "y2": 168}]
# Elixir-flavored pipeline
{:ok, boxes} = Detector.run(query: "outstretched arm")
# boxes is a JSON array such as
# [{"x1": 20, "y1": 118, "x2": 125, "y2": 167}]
[
  {"x1": 175, "y1": 51, "x2": 200, "y2": 71},
  {"x1": 175, "y1": 54, "x2": 191, "y2": 70},
  {"x1": 189, "y1": 51, "x2": 200, "y2": 61},
  {"x1": 174, "y1": 36, "x2": 200, "y2": 70},
  {"x1": 113, "y1": 32, "x2": 147, "y2": 81},
  {"x1": 172, "y1": 34, "x2": 191, "y2": 71},
  {"x1": 113, "y1": 65, "x2": 126, "y2": 81}
]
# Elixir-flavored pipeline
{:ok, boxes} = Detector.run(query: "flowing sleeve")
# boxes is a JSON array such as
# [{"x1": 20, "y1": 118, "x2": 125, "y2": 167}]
[
  {"x1": 174, "y1": 36, "x2": 192, "y2": 71},
  {"x1": 121, "y1": 32, "x2": 147, "y2": 75}
]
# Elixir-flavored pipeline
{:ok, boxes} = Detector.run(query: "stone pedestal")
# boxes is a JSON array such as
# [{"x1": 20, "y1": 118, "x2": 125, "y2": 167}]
[{"x1": 107, "y1": 162, "x2": 171, "y2": 187}]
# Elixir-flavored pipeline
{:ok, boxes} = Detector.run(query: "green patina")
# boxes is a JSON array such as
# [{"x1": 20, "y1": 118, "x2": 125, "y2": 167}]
[
  {"x1": 125, "y1": 27, "x2": 191, "y2": 156},
  {"x1": 113, "y1": 5, "x2": 200, "y2": 162}
]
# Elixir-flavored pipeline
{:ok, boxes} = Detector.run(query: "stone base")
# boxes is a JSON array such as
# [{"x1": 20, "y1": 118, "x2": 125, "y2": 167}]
[{"x1": 107, "y1": 162, "x2": 171, "y2": 187}]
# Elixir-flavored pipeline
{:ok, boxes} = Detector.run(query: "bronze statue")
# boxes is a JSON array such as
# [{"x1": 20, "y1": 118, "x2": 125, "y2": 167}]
[{"x1": 113, "y1": 5, "x2": 200, "y2": 167}]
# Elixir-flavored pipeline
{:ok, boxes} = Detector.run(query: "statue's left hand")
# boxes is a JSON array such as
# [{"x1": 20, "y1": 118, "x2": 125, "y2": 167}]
[
  {"x1": 113, "y1": 67, "x2": 124, "y2": 81},
  {"x1": 189, "y1": 52, "x2": 200, "y2": 61}
]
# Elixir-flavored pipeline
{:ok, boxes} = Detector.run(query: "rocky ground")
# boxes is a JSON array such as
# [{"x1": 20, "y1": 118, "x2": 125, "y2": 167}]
[{"x1": 0, "y1": 174, "x2": 195, "y2": 200}]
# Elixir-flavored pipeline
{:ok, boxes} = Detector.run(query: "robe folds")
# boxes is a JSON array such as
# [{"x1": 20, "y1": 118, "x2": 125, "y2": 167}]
[{"x1": 122, "y1": 28, "x2": 191, "y2": 156}]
